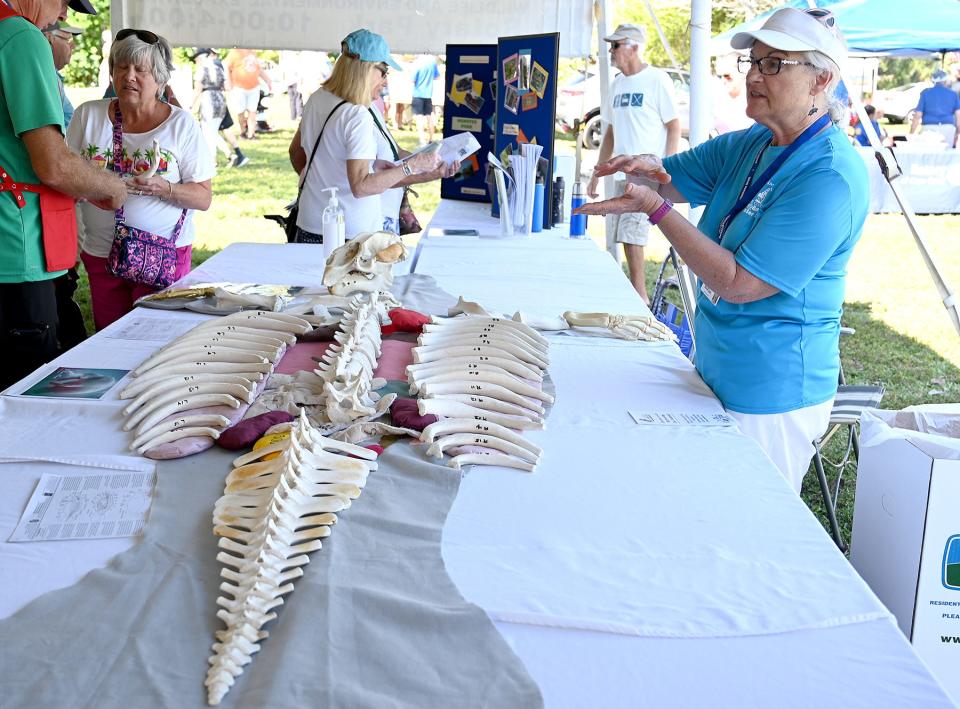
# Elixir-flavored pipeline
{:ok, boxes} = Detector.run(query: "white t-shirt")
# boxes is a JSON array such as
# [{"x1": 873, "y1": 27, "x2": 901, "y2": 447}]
[
  {"x1": 370, "y1": 105, "x2": 403, "y2": 234},
  {"x1": 297, "y1": 89, "x2": 380, "y2": 238},
  {"x1": 602, "y1": 67, "x2": 678, "y2": 157},
  {"x1": 67, "y1": 100, "x2": 216, "y2": 257}
]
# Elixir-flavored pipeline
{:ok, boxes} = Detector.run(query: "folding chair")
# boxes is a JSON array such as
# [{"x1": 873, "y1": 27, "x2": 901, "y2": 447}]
[
  {"x1": 650, "y1": 248, "x2": 697, "y2": 362},
  {"x1": 810, "y1": 328, "x2": 884, "y2": 552}
]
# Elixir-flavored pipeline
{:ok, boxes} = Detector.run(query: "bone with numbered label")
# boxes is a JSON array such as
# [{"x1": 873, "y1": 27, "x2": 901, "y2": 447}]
[
  {"x1": 426, "y1": 432, "x2": 540, "y2": 464},
  {"x1": 423, "y1": 393, "x2": 542, "y2": 421},
  {"x1": 134, "y1": 337, "x2": 283, "y2": 374},
  {"x1": 449, "y1": 452, "x2": 536, "y2": 472},
  {"x1": 134, "y1": 426, "x2": 223, "y2": 455},
  {"x1": 418, "y1": 380, "x2": 545, "y2": 415},
  {"x1": 206, "y1": 412, "x2": 375, "y2": 706},
  {"x1": 128, "y1": 393, "x2": 242, "y2": 434},
  {"x1": 131, "y1": 414, "x2": 232, "y2": 451},
  {"x1": 413, "y1": 343, "x2": 546, "y2": 371},
  {"x1": 122, "y1": 361, "x2": 270, "y2": 390},
  {"x1": 178, "y1": 324, "x2": 297, "y2": 346},
  {"x1": 133, "y1": 348, "x2": 269, "y2": 377},
  {"x1": 417, "y1": 330, "x2": 549, "y2": 362},
  {"x1": 420, "y1": 418, "x2": 542, "y2": 457},
  {"x1": 426, "y1": 315, "x2": 549, "y2": 347},
  {"x1": 124, "y1": 381, "x2": 255, "y2": 416},
  {"x1": 419, "y1": 324, "x2": 549, "y2": 356},
  {"x1": 407, "y1": 354, "x2": 542, "y2": 383},
  {"x1": 121, "y1": 373, "x2": 256, "y2": 401},
  {"x1": 417, "y1": 398, "x2": 544, "y2": 430},
  {"x1": 413, "y1": 369, "x2": 552, "y2": 404}
]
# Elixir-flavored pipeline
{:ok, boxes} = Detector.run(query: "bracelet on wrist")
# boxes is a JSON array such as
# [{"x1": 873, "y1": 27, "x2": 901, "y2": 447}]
[
  {"x1": 648, "y1": 198, "x2": 673, "y2": 226},
  {"x1": 166, "y1": 180, "x2": 174, "y2": 201},
  {"x1": 401, "y1": 162, "x2": 413, "y2": 177}
]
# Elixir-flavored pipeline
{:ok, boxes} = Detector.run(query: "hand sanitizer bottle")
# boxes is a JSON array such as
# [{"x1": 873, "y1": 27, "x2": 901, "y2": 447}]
[{"x1": 321, "y1": 186, "x2": 345, "y2": 258}]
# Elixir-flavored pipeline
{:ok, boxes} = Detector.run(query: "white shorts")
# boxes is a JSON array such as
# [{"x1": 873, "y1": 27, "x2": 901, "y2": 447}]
[
  {"x1": 612, "y1": 180, "x2": 652, "y2": 246},
  {"x1": 728, "y1": 398, "x2": 834, "y2": 493},
  {"x1": 920, "y1": 123, "x2": 957, "y2": 146},
  {"x1": 233, "y1": 87, "x2": 260, "y2": 114}
]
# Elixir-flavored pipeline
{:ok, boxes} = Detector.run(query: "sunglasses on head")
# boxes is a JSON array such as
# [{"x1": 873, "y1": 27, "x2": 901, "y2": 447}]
[
  {"x1": 804, "y1": 8, "x2": 836, "y2": 27},
  {"x1": 115, "y1": 28, "x2": 160, "y2": 45}
]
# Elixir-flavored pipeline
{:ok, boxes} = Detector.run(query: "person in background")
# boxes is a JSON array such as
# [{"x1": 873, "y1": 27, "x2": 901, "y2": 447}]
[
  {"x1": 68, "y1": 29, "x2": 214, "y2": 330},
  {"x1": 576, "y1": 8, "x2": 868, "y2": 493},
  {"x1": 952, "y1": 63, "x2": 960, "y2": 100},
  {"x1": 587, "y1": 23, "x2": 680, "y2": 304},
  {"x1": 712, "y1": 52, "x2": 752, "y2": 134},
  {"x1": 224, "y1": 47, "x2": 271, "y2": 139},
  {"x1": 43, "y1": 20, "x2": 89, "y2": 352},
  {"x1": 910, "y1": 69, "x2": 960, "y2": 148},
  {"x1": 287, "y1": 28, "x2": 441, "y2": 243},
  {"x1": 1, "y1": 0, "x2": 126, "y2": 388},
  {"x1": 191, "y1": 48, "x2": 248, "y2": 168},
  {"x1": 852, "y1": 104, "x2": 891, "y2": 147},
  {"x1": 389, "y1": 54, "x2": 413, "y2": 129},
  {"x1": 411, "y1": 53, "x2": 439, "y2": 146},
  {"x1": 368, "y1": 62, "x2": 456, "y2": 233}
]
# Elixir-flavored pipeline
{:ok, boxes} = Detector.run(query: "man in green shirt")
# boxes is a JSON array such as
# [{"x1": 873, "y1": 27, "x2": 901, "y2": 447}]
[{"x1": 1, "y1": 0, "x2": 125, "y2": 387}]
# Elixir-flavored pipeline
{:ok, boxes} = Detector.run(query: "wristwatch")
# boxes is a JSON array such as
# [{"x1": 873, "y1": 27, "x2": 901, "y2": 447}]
[
  {"x1": 401, "y1": 162, "x2": 413, "y2": 177},
  {"x1": 648, "y1": 198, "x2": 673, "y2": 226}
]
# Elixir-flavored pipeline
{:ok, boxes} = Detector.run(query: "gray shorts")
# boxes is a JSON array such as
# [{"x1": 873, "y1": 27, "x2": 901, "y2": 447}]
[{"x1": 612, "y1": 180, "x2": 652, "y2": 246}]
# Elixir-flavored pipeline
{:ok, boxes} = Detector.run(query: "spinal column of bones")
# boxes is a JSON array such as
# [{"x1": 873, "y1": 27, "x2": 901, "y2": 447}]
[
  {"x1": 205, "y1": 411, "x2": 377, "y2": 705},
  {"x1": 119, "y1": 311, "x2": 312, "y2": 457},
  {"x1": 409, "y1": 316, "x2": 550, "y2": 472}
]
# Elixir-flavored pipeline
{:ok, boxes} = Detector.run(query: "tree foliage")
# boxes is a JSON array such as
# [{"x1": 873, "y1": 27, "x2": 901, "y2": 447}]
[{"x1": 62, "y1": 0, "x2": 110, "y2": 87}]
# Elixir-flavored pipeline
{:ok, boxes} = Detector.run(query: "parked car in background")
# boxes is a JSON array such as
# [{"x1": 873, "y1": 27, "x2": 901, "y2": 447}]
[
  {"x1": 557, "y1": 68, "x2": 697, "y2": 149},
  {"x1": 873, "y1": 81, "x2": 925, "y2": 124}
]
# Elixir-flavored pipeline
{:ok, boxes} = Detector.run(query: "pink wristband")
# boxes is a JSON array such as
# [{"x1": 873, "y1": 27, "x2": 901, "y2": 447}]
[{"x1": 648, "y1": 198, "x2": 673, "y2": 226}]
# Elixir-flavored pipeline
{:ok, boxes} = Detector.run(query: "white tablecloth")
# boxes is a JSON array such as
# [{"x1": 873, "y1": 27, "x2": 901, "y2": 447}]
[
  {"x1": 0, "y1": 201, "x2": 953, "y2": 708},
  {"x1": 857, "y1": 146, "x2": 960, "y2": 214}
]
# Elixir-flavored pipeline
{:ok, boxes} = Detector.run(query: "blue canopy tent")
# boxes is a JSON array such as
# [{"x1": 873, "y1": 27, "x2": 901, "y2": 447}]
[{"x1": 713, "y1": 0, "x2": 960, "y2": 56}]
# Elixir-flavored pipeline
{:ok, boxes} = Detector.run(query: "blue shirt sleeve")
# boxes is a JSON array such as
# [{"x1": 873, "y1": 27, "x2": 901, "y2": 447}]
[
  {"x1": 734, "y1": 167, "x2": 855, "y2": 297},
  {"x1": 663, "y1": 128, "x2": 757, "y2": 207}
]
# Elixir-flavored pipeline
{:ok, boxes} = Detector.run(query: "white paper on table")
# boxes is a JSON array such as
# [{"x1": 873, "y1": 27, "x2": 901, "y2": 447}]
[
  {"x1": 401, "y1": 132, "x2": 480, "y2": 167},
  {"x1": 9, "y1": 470, "x2": 156, "y2": 542},
  {"x1": 628, "y1": 411, "x2": 735, "y2": 427},
  {"x1": 101, "y1": 317, "x2": 198, "y2": 341}
]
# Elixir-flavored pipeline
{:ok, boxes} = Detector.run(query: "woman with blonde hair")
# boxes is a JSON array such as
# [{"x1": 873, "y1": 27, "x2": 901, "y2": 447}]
[{"x1": 288, "y1": 28, "x2": 441, "y2": 244}]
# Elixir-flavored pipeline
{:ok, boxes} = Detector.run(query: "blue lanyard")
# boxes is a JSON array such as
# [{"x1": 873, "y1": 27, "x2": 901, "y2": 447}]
[{"x1": 717, "y1": 114, "x2": 831, "y2": 240}]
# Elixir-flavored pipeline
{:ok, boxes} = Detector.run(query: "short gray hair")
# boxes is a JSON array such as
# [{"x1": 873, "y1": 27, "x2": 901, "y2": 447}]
[
  {"x1": 109, "y1": 33, "x2": 174, "y2": 97},
  {"x1": 799, "y1": 50, "x2": 845, "y2": 124}
]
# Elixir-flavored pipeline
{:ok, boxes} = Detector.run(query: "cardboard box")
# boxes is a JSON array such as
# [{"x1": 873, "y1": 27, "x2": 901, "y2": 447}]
[{"x1": 851, "y1": 408, "x2": 960, "y2": 705}]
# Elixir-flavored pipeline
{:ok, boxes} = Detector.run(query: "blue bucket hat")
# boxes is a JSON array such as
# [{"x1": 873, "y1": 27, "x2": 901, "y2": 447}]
[{"x1": 342, "y1": 29, "x2": 401, "y2": 70}]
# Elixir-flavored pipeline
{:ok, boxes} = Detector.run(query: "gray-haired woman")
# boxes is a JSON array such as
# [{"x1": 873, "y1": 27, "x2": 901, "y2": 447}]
[
  {"x1": 67, "y1": 28, "x2": 215, "y2": 330},
  {"x1": 576, "y1": 8, "x2": 869, "y2": 493}
]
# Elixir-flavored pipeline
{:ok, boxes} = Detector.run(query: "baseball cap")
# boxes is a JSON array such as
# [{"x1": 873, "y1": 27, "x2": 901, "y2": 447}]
[
  {"x1": 603, "y1": 23, "x2": 647, "y2": 45},
  {"x1": 932, "y1": 69, "x2": 949, "y2": 82},
  {"x1": 731, "y1": 8, "x2": 847, "y2": 73},
  {"x1": 342, "y1": 29, "x2": 401, "y2": 70},
  {"x1": 68, "y1": 0, "x2": 97, "y2": 15},
  {"x1": 46, "y1": 22, "x2": 83, "y2": 36}
]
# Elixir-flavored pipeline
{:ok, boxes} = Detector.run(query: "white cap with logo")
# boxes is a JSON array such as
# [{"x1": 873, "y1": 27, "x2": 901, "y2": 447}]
[
  {"x1": 731, "y1": 8, "x2": 848, "y2": 74},
  {"x1": 603, "y1": 23, "x2": 648, "y2": 46}
]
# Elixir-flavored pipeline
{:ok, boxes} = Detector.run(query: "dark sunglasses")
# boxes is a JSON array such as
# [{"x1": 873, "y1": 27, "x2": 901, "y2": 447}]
[
  {"x1": 804, "y1": 8, "x2": 836, "y2": 27},
  {"x1": 115, "y1": 28, "x2": 160, "y2": 45},
  {"x1": 610, "y1": 41, "x2": 629, "y2": 50},
  {"x1": 375, "y1": 65, "x2": 389, "y2": 78}
]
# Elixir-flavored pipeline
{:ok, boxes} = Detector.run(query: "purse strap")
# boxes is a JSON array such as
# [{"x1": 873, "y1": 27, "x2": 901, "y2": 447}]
[
  {"x1": 298, "y1": 99, "x2": 349, "y2": 196},
  {"x1": 369, "y1": 107, "x2": 400, "y2": 162},
  {"x1": 111, "y1": 101, "x2": 188, "y2": 239}
]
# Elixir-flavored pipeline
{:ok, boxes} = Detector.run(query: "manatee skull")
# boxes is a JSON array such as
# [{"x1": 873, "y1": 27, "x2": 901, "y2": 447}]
[{"x1": 322, "y1": 231, "x2": 408, "y2": 296}]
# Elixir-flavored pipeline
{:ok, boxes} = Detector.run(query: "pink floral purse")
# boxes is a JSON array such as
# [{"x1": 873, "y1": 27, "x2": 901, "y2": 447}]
[{"x1": 106, "y1": 102, "x2": 186, "y2": 289}]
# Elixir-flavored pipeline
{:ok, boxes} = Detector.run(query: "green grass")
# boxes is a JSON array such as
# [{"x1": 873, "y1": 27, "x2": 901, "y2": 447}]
[{"x1": 68, "y1": 95, "x2": 960, "y2": 549}]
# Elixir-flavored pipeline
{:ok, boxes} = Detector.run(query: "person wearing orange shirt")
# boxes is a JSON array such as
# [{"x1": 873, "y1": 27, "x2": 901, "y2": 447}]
[{"x1": 225, "y1": 48, "x2": 272, "y2": 139}]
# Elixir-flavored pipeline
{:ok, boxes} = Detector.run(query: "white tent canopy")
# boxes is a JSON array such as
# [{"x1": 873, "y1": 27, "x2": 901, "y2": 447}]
[{"x1": 111, "y1": 0, "x2": 594, "y2": 56}]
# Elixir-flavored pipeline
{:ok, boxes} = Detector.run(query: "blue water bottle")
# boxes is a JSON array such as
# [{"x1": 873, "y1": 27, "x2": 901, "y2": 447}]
[
  {"x1": 532, "y1": 181, "x2": 544, "y2": 233},
  {"x1": 569, "y1": 181, "x2": 587, "y2": 238}
]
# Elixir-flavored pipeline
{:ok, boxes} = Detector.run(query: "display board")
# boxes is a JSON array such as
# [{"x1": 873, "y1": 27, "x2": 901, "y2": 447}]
[
  {"x1": 493, "y1": 32, "x2": 559, "y2": 228},
  {"x1": 441, "y1": 45, "x2": 497, "y2": 203}
]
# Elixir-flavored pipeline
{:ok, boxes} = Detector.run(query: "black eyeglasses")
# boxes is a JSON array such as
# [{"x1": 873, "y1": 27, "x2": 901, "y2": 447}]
[
  {"x1": 738, "y1": 55, "x2": 814, "y2": 75},
  {"x1": 115, "y1": 28, "x2": 160, "y2": 45},
  {"x1": 804, "y1": 8, "x2": 836, "y2": 28},
  {"x1": 375, "y1": 65, "x2": 389, "y2": 78}
]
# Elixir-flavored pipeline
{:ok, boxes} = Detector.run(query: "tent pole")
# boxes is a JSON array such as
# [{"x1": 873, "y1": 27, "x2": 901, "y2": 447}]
[
  {"x1": 643, "y1": 0, "x2": 683, "y2": 75},
  {"x1": 803, "y1": 0, "x2": 960, "y2": 337}
]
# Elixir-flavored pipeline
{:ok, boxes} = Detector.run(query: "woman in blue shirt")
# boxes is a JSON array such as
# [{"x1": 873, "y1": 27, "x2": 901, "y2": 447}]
[{"x1": 576, "y1": 8, "x2": 869, "y2": 492}]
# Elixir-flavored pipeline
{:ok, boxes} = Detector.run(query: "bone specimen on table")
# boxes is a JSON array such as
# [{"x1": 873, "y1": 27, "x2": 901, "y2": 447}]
[
  {"x1": 322, "y1": 231, "x2": 408, "y2": 297},
  {"x1": 410, "y1": 315, "x2": 549, "y2": 472},
  {"x1": 120, "y1": 310, "x2": 312, "y2": 457},
  {"x1": 562, "y1": 310, "x2": 676, "y2": 342},
  {"x1": 205, "y1": 411, "x2": 377, "y2": 706}
]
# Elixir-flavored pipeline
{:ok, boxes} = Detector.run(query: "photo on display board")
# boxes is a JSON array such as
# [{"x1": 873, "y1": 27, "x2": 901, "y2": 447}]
[
  {"x1": 530, "y1": 61, "x2": 549, "y2": 99},
  {"x1": 464, "y1": 91, "x2": 485, "y2": 115},
  {"x1": 504, "y1": 83, "x2": 520, "y2": 114},
  {"x1": 521, "y1": 92, "x2": 538, "y2": 111},
  {"x1": 489, "y1": 79, "x2": 497, "y2": 101},
  {"x1": 517, "y1": 50, "x2": 532, "y2": 92},
  {"x1": 20, "y1": 367, "x2": 129, "y2": 400},
  {"x1": 502, "y1": 53, "x2": 518, "y2": 84},
  {"x1": 454, "y1": 155, "x2": 480, "y2": 181},
  {"x1": 454, "y1": 73, "x2": 473, "y2": 93}
]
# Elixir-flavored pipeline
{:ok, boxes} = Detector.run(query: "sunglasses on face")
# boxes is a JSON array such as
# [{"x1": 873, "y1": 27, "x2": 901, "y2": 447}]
[
  {"x1": 115, "y1": 28, "x2": 160, "y2": 45},
  {"x1": 610, "y1": 41, "x2": 633, "y2": 51},
  {"x1": 738, "y1": 55, "x2": 814, "y2": 75},
  {"x1": 804, "y1": 8, "x2": 836, "y2": 27},
  {"x1": 375, "y1": 65, "x2": 389, "y2": 78}
]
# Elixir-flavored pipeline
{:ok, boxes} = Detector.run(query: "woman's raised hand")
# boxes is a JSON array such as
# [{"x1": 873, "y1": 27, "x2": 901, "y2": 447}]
[
  {"x1": 594, "y1": 153, "x2": 672, "y2": 184},
  {"x1": 573, "y1": 181, "x2": 662, "y2": 217}
]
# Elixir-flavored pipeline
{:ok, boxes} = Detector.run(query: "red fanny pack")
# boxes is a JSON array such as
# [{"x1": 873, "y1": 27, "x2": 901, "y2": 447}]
[{"x1": 0, "y1": 7, "x2": 78, "y2": 273}]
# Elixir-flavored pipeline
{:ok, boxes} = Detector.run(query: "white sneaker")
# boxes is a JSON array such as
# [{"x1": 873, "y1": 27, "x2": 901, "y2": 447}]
[{"x1": 234, "y1": 155, "x2": 250, "y2": 167}]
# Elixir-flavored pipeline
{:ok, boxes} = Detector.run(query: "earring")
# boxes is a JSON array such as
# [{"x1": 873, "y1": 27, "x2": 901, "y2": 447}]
[{"x1": 807, "y1": 97, "x2": 819, "y2": 117}]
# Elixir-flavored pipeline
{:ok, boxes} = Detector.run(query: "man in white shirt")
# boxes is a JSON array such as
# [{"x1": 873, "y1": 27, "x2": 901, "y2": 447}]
[{"x1": 587, "y1": 23, "x2": 680, "y2": 303}]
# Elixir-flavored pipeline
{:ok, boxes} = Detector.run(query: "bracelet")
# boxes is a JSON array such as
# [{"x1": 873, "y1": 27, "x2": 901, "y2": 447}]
[
  {"x1": 165, "y1": 180, "x2": 174, "y2": 201},
  {"x1": 648, "y1": 198, "x2": 673, "y2": 226},
  {"x1": 401, "y1": 162, "x2": 413, "y2": 177}
]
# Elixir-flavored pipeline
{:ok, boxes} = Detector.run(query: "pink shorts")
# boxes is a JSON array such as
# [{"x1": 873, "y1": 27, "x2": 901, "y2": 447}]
[{"x1": 81, "y1": 246, "x2": 192, "y2": 331}]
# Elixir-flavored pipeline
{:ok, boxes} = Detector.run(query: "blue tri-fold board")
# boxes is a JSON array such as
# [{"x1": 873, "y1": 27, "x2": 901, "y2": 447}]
[
  {"x1": 441, "y1": 44, "x2": 497, "y2": 203},
  {"x1": 493, "y1": 32, "x2": 559, "y2": 228}
]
